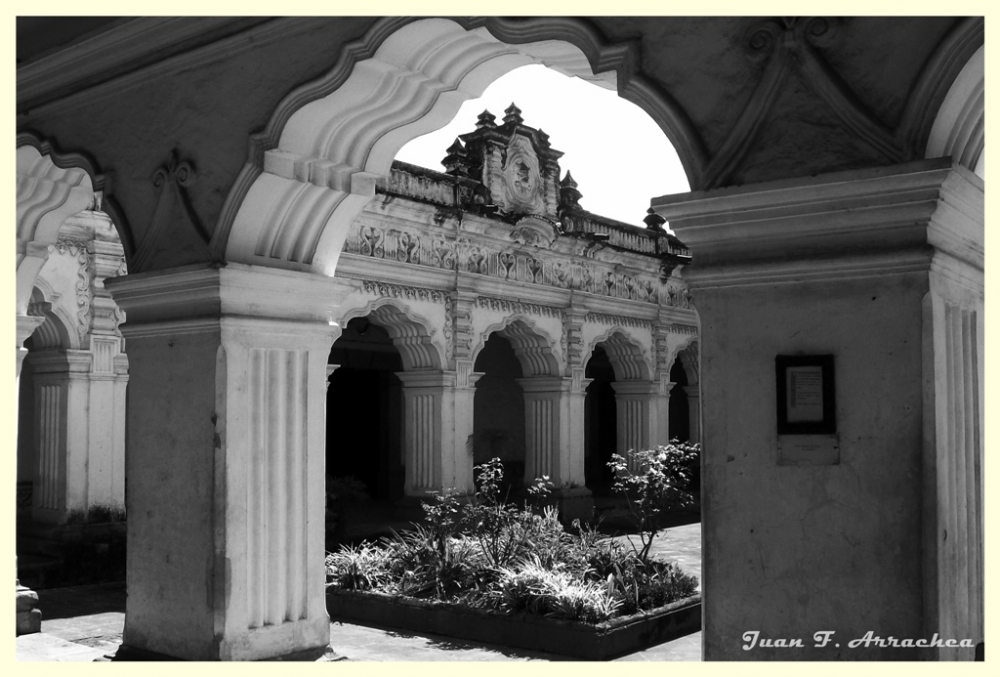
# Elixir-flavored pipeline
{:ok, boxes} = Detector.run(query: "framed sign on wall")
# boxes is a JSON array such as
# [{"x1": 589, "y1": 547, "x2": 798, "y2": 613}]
[{"x1": 775, "y1": 355, "x2": 836, "y2": 436}]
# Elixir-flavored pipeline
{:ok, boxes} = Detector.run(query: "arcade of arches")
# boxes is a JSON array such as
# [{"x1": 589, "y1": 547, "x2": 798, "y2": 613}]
[{"x1": 14, "y1": 17, "x2": 983, "y2": 661}]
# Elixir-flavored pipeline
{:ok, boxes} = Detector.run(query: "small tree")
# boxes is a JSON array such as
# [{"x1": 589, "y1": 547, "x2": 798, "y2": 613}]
[{"x1": 608, "y1": 441, "x2": 700, "y2": 562}]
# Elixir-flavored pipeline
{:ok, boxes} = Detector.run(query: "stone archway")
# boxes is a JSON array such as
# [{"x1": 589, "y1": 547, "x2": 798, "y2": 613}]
[
  {"x1": 218, "y1": 17, "x2": 701, "y2": 277},
  {"x1": 672, "y1": 340, "x2": 700, "y2": 444},
  {"x1": 925, "y1": 45, "x2": 983, "y2": 176}
]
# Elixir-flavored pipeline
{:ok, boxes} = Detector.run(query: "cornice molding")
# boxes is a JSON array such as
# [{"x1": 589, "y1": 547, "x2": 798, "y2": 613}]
[
  {"x1": 654, "y1": 159, "x2": 982, "y2": 274},
  {"x1": 17, "y1": 17, "x2": 276, "y2": 112},
  {"x1": 104, "y1": 262, "x2": 345, "y2": 329}
]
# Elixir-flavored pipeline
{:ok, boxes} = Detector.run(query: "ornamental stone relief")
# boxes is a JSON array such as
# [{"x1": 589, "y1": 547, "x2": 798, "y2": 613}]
[
  {"x1": 585, "y1": 313, "x2": 654, "y2": 331},
  {"x1": 361, "y1": 280, "x2": 445, "y2": 303},
  {"x1": 55, "y1": 238, "x2": 93, "y2": 342},
  {"x1": 475, "y1": 296, "x2": 562, "y2": 319},
  {"x1": 345, "y1": 222, "x2": 692, "y2": 309}
]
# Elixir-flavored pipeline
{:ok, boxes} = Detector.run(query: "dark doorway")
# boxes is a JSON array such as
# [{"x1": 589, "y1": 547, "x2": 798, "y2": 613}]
[
  {"x1": 327, "y1": 317, "x2": 404, "y2": 500},
  {"x1": 669, "y1": 355, "x2": 690, "y2": 443},
  {"x1": 472, "y1": 334, "x2": 526, "y2": 490},
  {"x1": 584, "y1": 345, "x2": 617, "y2": 494}
]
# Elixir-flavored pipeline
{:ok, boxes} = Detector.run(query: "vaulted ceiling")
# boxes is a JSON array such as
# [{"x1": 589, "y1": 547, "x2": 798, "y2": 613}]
[{"x1": 17, "y1": 17, "x2": 981, "y2": 271}]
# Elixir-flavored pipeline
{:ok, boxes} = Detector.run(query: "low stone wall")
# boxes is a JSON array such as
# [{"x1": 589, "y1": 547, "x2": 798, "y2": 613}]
[{"x1": 328, "y1": 588, "x2": 701, "y2": 660}]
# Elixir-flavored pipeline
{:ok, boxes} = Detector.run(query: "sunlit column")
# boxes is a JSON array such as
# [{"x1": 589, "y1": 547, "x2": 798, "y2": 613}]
[
  {"x1": 107, "y1": 264, "x2": 342, "y2": 661},
  {"x1": 610, "y1": 380, "x2": 659, "y2": 472}
]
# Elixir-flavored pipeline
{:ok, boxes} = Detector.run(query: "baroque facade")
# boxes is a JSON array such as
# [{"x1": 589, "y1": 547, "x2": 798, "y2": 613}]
[
  {"x1": 14, "y1": 16, "x2": 983, "y2": 661},
  {"x1": 328, "y1": 105, "x2": 699, "y2": 508}
]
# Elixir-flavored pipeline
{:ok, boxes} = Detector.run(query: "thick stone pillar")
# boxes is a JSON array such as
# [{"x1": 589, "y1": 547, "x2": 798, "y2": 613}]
[
  {"x1": 654, "y1": 158, "x2": 983, "y2": 660},
  {"x1": 106, "y1": 264, "x2": 342, "y2": 661},
  {"x1": 610, "y1": 380, "x2": 665, "y2": 471},
  {"x1": 398, "y1": 368, "x2": 481, "y2": 496},
  {"x1": 682, "y1": 385, "x2": 700, "y2": 444},
  {"x1": 517, "y1": 376, "x2": 591, "y2": 520},
  {"x1": 15, "y1": 314, "x2": 45, "y2": 636},
  {"x1": 26, "y1": 346, "x2": 128, "y2": 523}
]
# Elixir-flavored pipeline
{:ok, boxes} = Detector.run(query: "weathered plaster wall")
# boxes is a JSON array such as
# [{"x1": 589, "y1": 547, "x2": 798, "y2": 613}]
[
  {"x1": 700, "y1": 274, "x2": 927, "y2": 660},
  {"x1": 121, "y1": 331, "x2": 219, "y2": 659}
]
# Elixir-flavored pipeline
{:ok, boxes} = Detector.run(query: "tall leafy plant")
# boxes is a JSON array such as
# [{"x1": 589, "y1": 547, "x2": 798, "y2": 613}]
[{"x1": 608, "y1": 441, "x2": 700, "y2": 562}]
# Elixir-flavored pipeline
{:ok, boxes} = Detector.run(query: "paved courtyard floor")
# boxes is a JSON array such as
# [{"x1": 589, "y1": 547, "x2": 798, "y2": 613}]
[{"x1": 16, "y1": 522, "x2": 702, "y2": 662}]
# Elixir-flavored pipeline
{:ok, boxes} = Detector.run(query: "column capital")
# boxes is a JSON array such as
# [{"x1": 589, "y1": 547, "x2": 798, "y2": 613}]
[
  {"x1": 17, "y1": 314, "x2": 45, "y2": 347},
  {"x1": 27, "y1": 348, "x2": 94, "y2": 375},
  {"x1": 396, "y1": 369, "x2": 456, "y2": 389},
  {"x1": 654, "y1": 159, "x2": 983, "y2": 288},
  {"x1": 611, "y1": 379, "x2": 660, "y2": 397},
  {"x1": 106, "y1": 263, "x2": 347, "y2": 341},
  {"x1": 516, "y1": 375, "x2": 573, "y2": 394}
]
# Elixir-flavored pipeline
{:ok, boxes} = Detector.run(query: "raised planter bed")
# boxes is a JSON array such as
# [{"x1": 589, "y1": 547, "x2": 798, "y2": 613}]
[{"x1": 327, "y1": 587, "x2": 701, "y2": 660}]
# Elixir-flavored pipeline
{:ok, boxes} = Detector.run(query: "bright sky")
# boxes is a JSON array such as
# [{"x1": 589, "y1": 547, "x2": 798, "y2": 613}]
[{"x1": 395, "y1": 64, "x2": 690, "y2": 228}]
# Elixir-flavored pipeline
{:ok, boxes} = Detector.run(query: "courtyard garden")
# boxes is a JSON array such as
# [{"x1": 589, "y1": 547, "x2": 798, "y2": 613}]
[{"x1": 326, "y1": 442, "x2": 701, "y2": 657}]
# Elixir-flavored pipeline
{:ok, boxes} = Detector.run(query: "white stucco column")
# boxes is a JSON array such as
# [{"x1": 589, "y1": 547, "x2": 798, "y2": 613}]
[
  {"x1": 28, "y1": 350, "x2": 93, "y2": 522},
  {"x1": 106, "y1": 264, "x2": 342, "y2": 661},
  {"x1": 516, "y1": 376, "x2": 582, "y2": 487},
  {"x1": 682, "y1": 384, "x2": 701, "y2": 444},
  {"x1": 398, "y1": 368, "x2": 481, "y2": 496},
  {"x1": 654, "y1": 158, "x2": 983, "y2": 660},
  {"x1": 517, "y1": 376, "x2": 592, "y2": 521},
  {"x1": 610, "y1": 380, "x2": 662, "y2": 471},
  {"x1": 15, "y1": 314, "x2": 45, "y2": 636}
]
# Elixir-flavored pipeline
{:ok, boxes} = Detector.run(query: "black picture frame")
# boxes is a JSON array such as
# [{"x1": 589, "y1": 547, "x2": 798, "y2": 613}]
[{"x1": 775, "y1": 355, "x2": 836, "y2": 435}]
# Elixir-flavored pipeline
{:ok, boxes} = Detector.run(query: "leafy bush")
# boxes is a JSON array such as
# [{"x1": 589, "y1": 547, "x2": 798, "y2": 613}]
[
  {"x1": 608, "y1": 442, "x2": 700, "y2": 562},
  {"x1": 324, "y1": 457, "x2": 698, "y2": 623}
]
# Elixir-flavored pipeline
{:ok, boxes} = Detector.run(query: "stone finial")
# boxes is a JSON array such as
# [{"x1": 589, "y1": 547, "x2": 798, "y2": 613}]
[
  {"x1": 476, "y1": 110, "x2": 497, "y2": 128},
  {"x1": 443, "y1": 138, "x2": 468, "y2": 176},
  {"x1": 503, "y1": 102, "x2": 523, "y2": 125},
  {"x1": 643, "y1": 207, "x2": 666, "y2": 231},
  {"x1": 558, "y1": 171, "x2": 583, "y2": 214}
]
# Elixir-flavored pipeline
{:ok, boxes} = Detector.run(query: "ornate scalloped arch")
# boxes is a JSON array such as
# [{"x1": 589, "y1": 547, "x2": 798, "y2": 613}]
[
  {"x1": 925, "y1": 45, "x2": 984, "y2": 176},
  {"x1": 16, "y1": 141, "x2": 95, "y2": 314},
  {"x1": 338, "y1": 297, "x2": 444, "y2": 370},
  {"x1": 587, "y1": 327, "x2": 651, "y2": 381},
  {"x1": 474, "y1": 314, "x2": 560, "y2": 377},
  {"x1": 670, "y1": 338, "x2": 700, "y2": 386},
  {"x1": 218, "y1": 16, "x2": 703, "y2": 275},
  {"x1": 26, "y1": 286, "x2": 77, "y2": 351}
]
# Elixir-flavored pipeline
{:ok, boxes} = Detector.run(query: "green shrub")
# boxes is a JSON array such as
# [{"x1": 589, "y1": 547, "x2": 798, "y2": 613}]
[
  {"x1": 324, "y1": 457, "x2": 698, "y2": 623},
  {"x1": 608, "y1": 442, "x2": 700, "y2": 562},
  {"x1": 490, "y1": 558, "x2": 621, "y2": 623}
]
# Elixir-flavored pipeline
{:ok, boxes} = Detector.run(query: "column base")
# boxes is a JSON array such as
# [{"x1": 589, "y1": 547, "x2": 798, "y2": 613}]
[
  {"x1": 550, "y1": 487, "x2": 594, "y2": 526},
  {"x1": 16, "y1": 583, "x2": 42, "y2": 635}
]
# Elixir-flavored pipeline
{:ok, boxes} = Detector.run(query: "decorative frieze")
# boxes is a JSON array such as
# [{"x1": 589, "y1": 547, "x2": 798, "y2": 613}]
[
  {"x1": 476, "y1": 296, "x2": 562, "y2": 319},
  {"x1": 670, "y1": 323, "x2": 699, "y2": 335},
  {"x1": 346, "y1": 221, "x2": 690, "y2": 308},
  {"x1": 361, "y1": 280, "x2": 446, "y2": 303},
  {"x1": 584, "y1": 313, "x2": 654, "y2": 331}
]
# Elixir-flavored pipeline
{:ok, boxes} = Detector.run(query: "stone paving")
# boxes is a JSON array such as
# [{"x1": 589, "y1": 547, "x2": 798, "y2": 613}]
[{"x1": 16, "y1": 522, "x2": 702, "y2": 662}]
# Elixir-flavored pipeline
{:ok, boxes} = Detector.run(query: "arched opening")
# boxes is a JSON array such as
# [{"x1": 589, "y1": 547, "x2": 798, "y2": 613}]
[
  {"x1": 583, "y1": 345, "x2": 616, "y2": 493},
  {"x1": 326, "y1": 316, "x2": 404, "y2": 502},
  {"x1": 222, "y1": 17, "x2": 698, "y2": 274},
  {"x1": 472, "y1": 334, "x2": 525, "y2": 491},
  {"x1": 674, "y1": 341, "x2": 700, "y2": 444},
  {"x1": 926, "y1": 45, "x2": 984, "y2": 177},
  {"x1": 669, "y1": 356, "x2": 690, "y2": 443}
]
